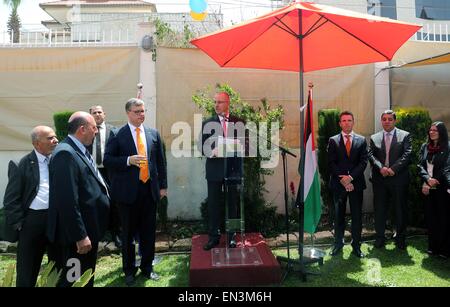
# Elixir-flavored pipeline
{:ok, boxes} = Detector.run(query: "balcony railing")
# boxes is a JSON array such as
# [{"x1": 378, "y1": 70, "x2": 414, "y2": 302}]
[
  {"x1": 413, "y1": 23, "x2": 450, "y2": 43},
  {"x1": 0, "y1": 29, "x2": 138, "y2": 47}
]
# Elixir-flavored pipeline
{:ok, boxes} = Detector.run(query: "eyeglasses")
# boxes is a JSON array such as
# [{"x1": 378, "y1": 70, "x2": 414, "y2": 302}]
[
  {"x1": 429, "y1": 129, "x2": 438, "y2": 132},
  {"x1": 129, "y1": 109, "x2": 147, "y2": 115}
]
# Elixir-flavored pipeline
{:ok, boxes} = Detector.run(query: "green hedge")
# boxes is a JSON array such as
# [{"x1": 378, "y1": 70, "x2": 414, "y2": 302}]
[
  {"x1": 394, "y1": 107, "x2": 432, "y2": 227},
  {"x1": 317, "y1": 109, "x2": 341, "y2": 227},
  {"x1": 53, "y1": 111, "x2": 74, "y2": 141}
]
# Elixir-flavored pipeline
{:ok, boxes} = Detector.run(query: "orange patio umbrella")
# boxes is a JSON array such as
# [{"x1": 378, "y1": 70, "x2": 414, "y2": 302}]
[{"x1": 191, "y1": 1, "x2": 421, "y2": 73}]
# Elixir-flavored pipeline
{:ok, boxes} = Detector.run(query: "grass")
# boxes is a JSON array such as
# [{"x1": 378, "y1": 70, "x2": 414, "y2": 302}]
[{"x1": 1, "y1": 236, "x2": 449, "y2": 287}]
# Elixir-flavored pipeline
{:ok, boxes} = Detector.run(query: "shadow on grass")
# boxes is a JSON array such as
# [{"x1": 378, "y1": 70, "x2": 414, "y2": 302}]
[
  {"x1": 407, "y1": 238, "x2": 450, "y2": 280},
  {"x1": 93, "y1": 253, "x2": 190, "y2": 287}
]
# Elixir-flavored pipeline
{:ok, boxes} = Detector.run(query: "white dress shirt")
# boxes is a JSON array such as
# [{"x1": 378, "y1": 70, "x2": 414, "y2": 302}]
[{"x1": 29, "y1": 150, "x2": 50, "y2": 210}]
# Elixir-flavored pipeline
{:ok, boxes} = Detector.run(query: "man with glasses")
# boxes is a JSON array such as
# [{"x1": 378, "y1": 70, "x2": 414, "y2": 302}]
[{"x1": 104, "y1": 98, "x2": 167, "y2": 286}]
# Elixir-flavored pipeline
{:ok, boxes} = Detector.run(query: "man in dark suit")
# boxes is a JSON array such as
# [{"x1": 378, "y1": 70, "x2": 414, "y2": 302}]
[
  {"x1": 3, "y1": 126, "x2": 58, "y2": 287},
  {"x1": 328, "y1": 111, "x2": 368, "y2": 258},
  {"x1": 103, "y1": 98, "x2": 167, "y2": 286},
  {"x1": 88, "y1": 105, "x2": 121, "y2": 249},
  {"x1": 368, "y1": 110, "x2": 412, "y2": 250},
  {"x1": 47, "y1": 112, "x2": 110, "y2": 287},
  {"x1": 199, "y1": 92, "x2": 245, "y2": 251}
]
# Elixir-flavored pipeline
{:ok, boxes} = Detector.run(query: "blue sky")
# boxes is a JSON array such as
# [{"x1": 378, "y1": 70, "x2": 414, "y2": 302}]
[{"x1": 0, "y1": 0, "x2": 275, "y2": 33}]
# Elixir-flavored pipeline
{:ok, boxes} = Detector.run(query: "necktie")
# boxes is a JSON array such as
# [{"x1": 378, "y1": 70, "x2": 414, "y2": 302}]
[
  {"x1": 85, "y1": 150, "x2": 108, "y2": 192},
  {"x1": 345, "y1": 134, "x2": 351, "y2": 157},
  {"x1": 136, "y1": 127, "x2": 149, "y2": 183},
  {"x1": 95, "y1": 126, "x2": 102, "y2": 165},
  {"x1": 384, "y1": 132, "x2": 392, "y2": 167},
  {"x1": 222, "y1": 117, "x2": 228, "y2": 138}
]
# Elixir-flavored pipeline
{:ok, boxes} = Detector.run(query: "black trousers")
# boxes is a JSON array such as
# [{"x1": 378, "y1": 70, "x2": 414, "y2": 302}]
[
  {"x1": 119, "y1": 181, "x2": 157, "y2": 277},
  {"x1": 207, "y1": 181, "x2": 239, "y2": 242},
  {"x1": 99, "y1": 167, "x2": 121, "y2": 238},
  {"x1": 425, "y1": 187, "x2": 450, "y2": 256},
  {"x1": 332, "y1": 190, "x2": 363, "y2": 248},
  {"x1": 16, "y1": 209, "x2": 56, "y2": 287},
  {"x1": 55, "y1": 242, "x2": 99, "y2": 287},
  {"x1": 373, "y1": 181, "x2": 408, "y2": 243}
]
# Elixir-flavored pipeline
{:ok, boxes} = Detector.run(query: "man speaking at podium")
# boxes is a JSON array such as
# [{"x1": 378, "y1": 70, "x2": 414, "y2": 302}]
[{"x1": 199, "y1": 92, "x2": 246, "y2": 251}]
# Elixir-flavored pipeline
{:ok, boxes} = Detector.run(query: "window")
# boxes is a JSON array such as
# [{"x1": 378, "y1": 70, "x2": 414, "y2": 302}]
[
  {"x1": 367, "y1": 0, "x2": 397, "y2": 20},
  {"x1": 416, "y1": 0, "x2": 450, "y2": 20}
]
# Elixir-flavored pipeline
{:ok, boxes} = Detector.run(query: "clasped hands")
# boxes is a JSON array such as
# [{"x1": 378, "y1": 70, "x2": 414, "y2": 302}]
[
  {"x1": 422, "y1": 178, "x2": 440, "y2": 196},
  {"x1": 380, "y1": 167, "x2": 395, "y2": 177},
  {"x1": 339, "y1": 175, "x2": 354, "y2": 192}
]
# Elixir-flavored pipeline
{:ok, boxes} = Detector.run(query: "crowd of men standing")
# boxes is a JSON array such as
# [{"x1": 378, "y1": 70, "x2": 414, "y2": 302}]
[
  {"x1": 3, "y1": 98, "x2": 167, "y2": 287},
  {"x1": 2, "y1": 95, "x2": 449, "y2": 287}
]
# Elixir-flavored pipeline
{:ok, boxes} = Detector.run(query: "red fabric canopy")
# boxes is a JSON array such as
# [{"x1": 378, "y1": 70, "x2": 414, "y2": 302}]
[{"x1": 191, "y1": 1, "x2": 421, "y2": 73}]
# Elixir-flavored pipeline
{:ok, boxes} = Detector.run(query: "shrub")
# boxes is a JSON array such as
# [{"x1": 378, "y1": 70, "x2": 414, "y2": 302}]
[
  {"x1": 53, "y1": 111, "x2": 74, "y2": 141},
  {"x1": 317, "y1": 109, "x2": 341, "y2": 227},
  {"x1": 394, "y1": 107, "x2": 432, "y2": 227}
]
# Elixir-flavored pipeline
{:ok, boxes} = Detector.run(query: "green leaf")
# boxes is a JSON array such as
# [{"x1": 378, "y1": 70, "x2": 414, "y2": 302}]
[
  {"x1": 1, "y1": 263, "x2": 15, "y2": 287},
  {"x1": 72, "y1": 269, "x2": 94, "y2": 287}
]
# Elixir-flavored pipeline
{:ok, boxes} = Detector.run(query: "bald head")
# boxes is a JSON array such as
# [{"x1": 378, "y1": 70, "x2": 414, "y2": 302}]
[
  {"x1": 214, "y1": 92, "x2": 230, "y2": 117},
  {"x1": 31, "y1": 125, "x2": 58, "y2": 156},
  {"x1": 68, "y1": 111, "x2": 98, "y2": 146}
]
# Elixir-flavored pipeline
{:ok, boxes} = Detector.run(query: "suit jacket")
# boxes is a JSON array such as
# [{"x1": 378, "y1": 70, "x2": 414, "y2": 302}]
[
  {"x1": 418, "y1": 142, "x2": 450, "y2": 189},
  {"x1": 2, "y1": 151, "x2": 39, "y2": 242},
  {"x1": 368, "y1": 128, "x2": 412, "y2": 185},
  {"x1": 327, "y1": 133, "x2": 368, "y2": 192},
  {"x1": 199, "y1": 115, "x2": 245, "y2": 182},
  {"x1": 103, "y1": 124, "x2": 167, "y2": 204},
  {"x1": 47, "y1": 137, "x2": 110, "y2": 244}
]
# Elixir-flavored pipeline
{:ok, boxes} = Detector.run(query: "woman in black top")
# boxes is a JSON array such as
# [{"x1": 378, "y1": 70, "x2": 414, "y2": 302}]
[{"x1": 418, "y1": 121, "x2": 450, "y2": 258}]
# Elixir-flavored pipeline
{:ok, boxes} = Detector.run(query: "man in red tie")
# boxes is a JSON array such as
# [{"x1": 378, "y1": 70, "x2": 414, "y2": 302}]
[
  {"x1": 199, "y1": 92, "x2": 246, "y2": 250},
  {"x1": 103, "y1": 98, "x2": 167, "y2": 286},
  {"x1": 327, "y1": 111, "x2": 368, "y2": 258}
]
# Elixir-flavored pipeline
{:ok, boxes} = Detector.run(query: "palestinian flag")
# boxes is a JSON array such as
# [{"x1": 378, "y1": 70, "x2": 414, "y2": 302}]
[{"x1": 303, "y1": 88, "x2": 322, "y2": 233}]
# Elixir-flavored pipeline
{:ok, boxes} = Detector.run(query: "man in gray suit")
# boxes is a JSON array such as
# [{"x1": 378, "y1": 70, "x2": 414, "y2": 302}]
[
  {"x1": 3, "y1": 126, "x2": 58, "y2": 286},
  {"x1": 368, "y1": 110, "x2": 412, "y2": 250},
  {"x1": 89, "y1": 105, "x2": 121, "y2": 248}
]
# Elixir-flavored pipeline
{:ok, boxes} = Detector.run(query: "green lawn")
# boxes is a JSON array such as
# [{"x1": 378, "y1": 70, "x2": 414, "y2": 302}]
[{"x1": 1, "y1": 236, "x2": 449, "y2": 287}]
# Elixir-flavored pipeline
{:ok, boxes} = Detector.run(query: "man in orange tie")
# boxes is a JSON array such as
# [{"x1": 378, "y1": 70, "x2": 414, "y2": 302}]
[
  {"x1": 327, "y1": 111, "x2": 368, "y2": 258},
  {"x1": 104, "y1": 98, "x2": 167, "y2": 286}
]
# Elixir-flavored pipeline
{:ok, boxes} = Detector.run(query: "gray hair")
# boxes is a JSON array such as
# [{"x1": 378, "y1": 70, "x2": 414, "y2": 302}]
[
  {"x1": 30, "y1": 126, "x2": 52, "y2": 143},
  {"x1": 125, "y1": 98, "x2": 144, "y2": 112}
]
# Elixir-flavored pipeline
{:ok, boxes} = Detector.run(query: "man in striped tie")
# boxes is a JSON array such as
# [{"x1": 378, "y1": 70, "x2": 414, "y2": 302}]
[
  {"x1": 48, "y1": 112, "x2": 110, "y2": 286},
  {"x1": 104, "y1": 98, "x2": 167, "y2": 286}
]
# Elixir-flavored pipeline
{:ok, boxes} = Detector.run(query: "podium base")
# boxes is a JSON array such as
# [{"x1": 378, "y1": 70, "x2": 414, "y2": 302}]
[
  {"x1": 189, "y1": 233, "x2": 281, "y2": 286},
  {"x1": 212, "y1": 246, "x2": 263, "y2": 267}
]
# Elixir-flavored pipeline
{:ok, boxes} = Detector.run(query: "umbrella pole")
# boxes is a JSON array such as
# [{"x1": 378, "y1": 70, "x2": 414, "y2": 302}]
[{"x1": 297, "y1": 7, "x2": 307, "y2": 282}]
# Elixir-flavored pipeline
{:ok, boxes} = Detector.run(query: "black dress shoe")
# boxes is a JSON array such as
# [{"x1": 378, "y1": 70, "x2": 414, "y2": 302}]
[
  {"x1": 113, "y1": 235, "x2": 122, "y2": 249},
  {"x1": 125, "y1": 274, "x2": 135, "y2": 286},
  {"x1": 141, "y1": 271, "x2": 160, "y2": 281},
  {"x1": 203, "y1": 239, "x2": 219, "y2": 251},
  {"x1": 352, "y1": 248, "x2": 365, "y2": 258},
  {"x1": 330, "y1": 246, "x2": 343, "y2": 256},
  {"x1": 396, "y1": 241, "x2": 406, "y2": 250},
  {"x1": 374, "y1": 239, "x2": 385, "y2": 249},
  {"x1": 125, "y1": 267, "x2": 138, "y2": 286}
]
